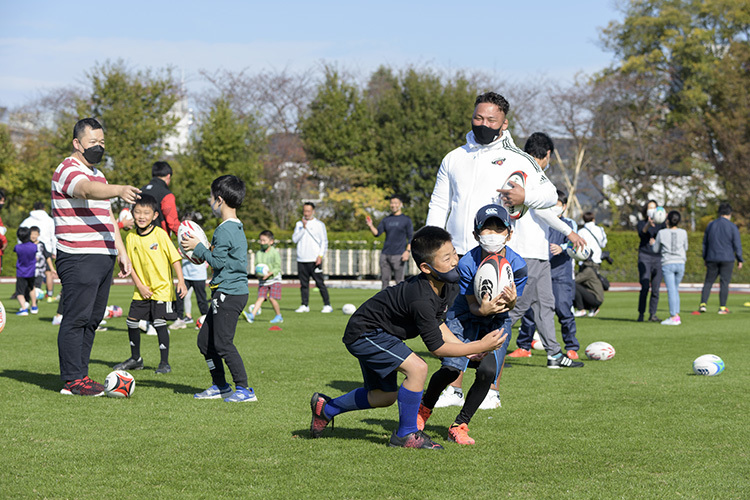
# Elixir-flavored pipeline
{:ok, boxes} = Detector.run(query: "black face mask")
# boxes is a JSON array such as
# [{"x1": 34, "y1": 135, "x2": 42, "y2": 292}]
[
  {"x1": 426, "y1": 264, "x2": 461, "y2": 284},
  {"x1": 472, "y1": 124, "x2": 501, "y2": 145},
  {"x1": 82, "y1": 145, "x2": 105, "y2": 165},
  {"x1": 0, "y1": 203, "x2": 4, "y2": 211}
]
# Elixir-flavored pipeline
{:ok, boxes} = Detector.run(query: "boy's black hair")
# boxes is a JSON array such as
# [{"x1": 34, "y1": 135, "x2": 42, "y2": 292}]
[
  {"x1": 211, "y1": 175, "x2": 246, "y2": 209},
  {"x1": 33, "y1": 201, "x2": 46, "y2": 211},
  {"x1": 718, "y1": 202, "x2": 732, "y2": 216},
  {"x1": 17, "y1": 226, "x2": 31, "y2": 243},
  {"x1": 259, "y1": 230, "x2": 274, "y2": 240},
  {"x1": 524, "y1": 132, "x2": 555, "y2": 160},
  {"x1": 134, "y1": 194, "x2": 159, "y2": 213},
  {"x1": 411, "y1": 226, "x2": 452, "y2": 267},
  {"x1": 557, "y1": 189, "x2": 568, "y2": 205},
  {"x1": 667, "y1": 210, "x2": 681, "y2": 227},
  {"x1": 583, "y1": 211, "x2": 595, "y2": 223},
  {"x1": 152, "y1": 161, "x2": 172, "y2": 177},
  {"x1": 73, "y1": 118, "x2": 103, "y2": 141},
  {"x1": 304, "y1": 201, "x2": 315, "y2": 210},
  {"x1": 29, "y1": 226, "x2": 40, "y2": 234},
  {"x1": 474, "y1": 92, "x2": 510, "y2": 115}
]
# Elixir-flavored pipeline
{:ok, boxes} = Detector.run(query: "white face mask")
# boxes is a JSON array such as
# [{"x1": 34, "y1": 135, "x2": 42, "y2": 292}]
[
  {"x1": 551, "y1": 205, "x2": 564, "y2": 217},
  {"x1": 479, "y1": 234, "x2": 507, "y2": 254},
  {"x1": 646, "y1": 207, "x2": 656, "y2": 219}
]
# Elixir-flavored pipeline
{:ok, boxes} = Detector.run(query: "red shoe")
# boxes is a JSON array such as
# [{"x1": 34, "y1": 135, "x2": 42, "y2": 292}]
[
  {"x1": 448, "y1": 423, "x2": 476, "y2": 445},
  {"x1": 507, "y1": 348, "x2": 531, "y2": 358},
  {"x1": 566, "y1": 350, "x2": 579, "y2": 360},
  {"x1": 60, "y1": 377, "x2": 105, "y2": 396},
  {"x1": 309, "y1": 392, "x2": 333, "y2": 438},
  {"x1": 416, "y1": 403, "x2": 432, "y2": 431}
]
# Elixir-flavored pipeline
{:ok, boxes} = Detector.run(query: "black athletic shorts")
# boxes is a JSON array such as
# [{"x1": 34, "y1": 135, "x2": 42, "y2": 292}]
[{"x1": 128, "y1": 299, "x2": 177, "y2": 322}]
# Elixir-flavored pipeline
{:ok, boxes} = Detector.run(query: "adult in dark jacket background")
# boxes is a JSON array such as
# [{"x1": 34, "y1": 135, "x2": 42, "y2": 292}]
[
  {"x1": 698, "y1": 203, "x2": 743, "y2": 314},
  {"x1": 141, "y1": 161, "x2": 180, "y2": 236},
  {"x1": 636, "y1": 200, "x2": 666, "y2": 322}
]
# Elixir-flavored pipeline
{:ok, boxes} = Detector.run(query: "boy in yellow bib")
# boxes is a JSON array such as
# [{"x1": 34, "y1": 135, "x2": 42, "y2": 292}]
[{"x1": 114, "y1": 194, "x2": 186, "y2": 374}]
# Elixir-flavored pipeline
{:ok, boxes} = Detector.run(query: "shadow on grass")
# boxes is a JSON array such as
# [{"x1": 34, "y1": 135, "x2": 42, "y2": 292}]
[
  {"x1": 0, "y1": 369, "x2": 61, "y2": 392},
  {"x1": 136, "y1": 378, "x2": 203, "y2": 395},
  {"x1": 326, "y1": 380, "x2": 362, "y2": 393},
  {"x1": 293, "y1": 417, "x2": 397, "y2": 444}
]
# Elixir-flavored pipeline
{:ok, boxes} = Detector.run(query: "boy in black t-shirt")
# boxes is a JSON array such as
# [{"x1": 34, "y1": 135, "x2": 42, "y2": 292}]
[{"x1": 309, "y1": 226, "x2": 507, "y2": 449}]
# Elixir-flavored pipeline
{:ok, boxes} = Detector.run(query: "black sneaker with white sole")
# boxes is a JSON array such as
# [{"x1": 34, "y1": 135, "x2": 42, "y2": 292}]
[
  {"x1": 155, "y1": 363, "x2": 171, "y2": 374},
  {"x1": 388, "y1": 430, "x2": 444, "y2": 449},
  {"x1": 113, "y1": 357, "x2": 144, "y2": 371},
  {"x1": 547, "y1": 353, "x2": 584, "y2": 369}
]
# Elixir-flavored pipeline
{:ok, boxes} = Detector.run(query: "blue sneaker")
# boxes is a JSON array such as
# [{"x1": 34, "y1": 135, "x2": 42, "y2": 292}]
[
  {"x1": 224, "y1": 386, "x2": 258, "y2": 403},
  {"x1": 30, "y1": 306, "x2": 39, "y2": 315},
  {"x1": 16, "y1": 309, "x2": 29, "y2": 316},
  {"x1": 194, "y1": 384, "x2": 233, "y2": 399},
  {"x1": 243, "y1": 311, "x2": 254, "y2": 323},
  {"x1": 270, "y1": 315, "x2": 283, "y2": 323}
]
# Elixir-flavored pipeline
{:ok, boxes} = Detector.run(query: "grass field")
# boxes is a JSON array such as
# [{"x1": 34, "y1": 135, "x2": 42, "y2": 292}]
[{"x1": 1, "y1": 284, "x2": 749, "y2": 499}]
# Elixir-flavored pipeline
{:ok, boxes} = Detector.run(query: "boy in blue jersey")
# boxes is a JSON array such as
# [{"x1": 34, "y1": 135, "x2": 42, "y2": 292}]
[
  {"x1": 515, "y1": 190, "x2": 581, "y2": 358},
  {"x1": 309, "y1": 226, "x2": 508, "y2": 449},
  {"x1": 418, "y1": 204, "x2": 527, "y2": 445},
  {"x1": 181, "y1": 175, "x2": 256, "y2": 403}
]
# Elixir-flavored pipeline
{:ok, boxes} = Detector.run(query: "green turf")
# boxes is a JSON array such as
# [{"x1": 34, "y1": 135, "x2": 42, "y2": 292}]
[{"x1": 1, "y1": 285, "x2": 748, "y2": 499}]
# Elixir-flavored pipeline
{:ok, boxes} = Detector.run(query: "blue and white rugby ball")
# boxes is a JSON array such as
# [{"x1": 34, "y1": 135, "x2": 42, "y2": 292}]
[{"x1": 692, "y1": 354, "x2": 725, "y2": 376}]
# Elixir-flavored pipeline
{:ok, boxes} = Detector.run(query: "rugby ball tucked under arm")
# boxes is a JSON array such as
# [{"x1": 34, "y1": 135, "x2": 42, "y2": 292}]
[
  {"x1": 178, "y1": 221, "x2": 210, "y2": 265},
  {"x1": 500, "y1": 170, "x2": 528, "y2": 220},
  {"x1": 473, "y1": 254, "x2": 514, "y2": 301}
]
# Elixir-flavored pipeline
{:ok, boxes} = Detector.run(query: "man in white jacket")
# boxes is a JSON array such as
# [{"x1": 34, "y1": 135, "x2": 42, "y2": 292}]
[
  {"x1": 21, "y1": 201, "x2": 58, "y2": 302},
  {"x1": 292, "y1": 202, "x2": 332, "y2": 313}
]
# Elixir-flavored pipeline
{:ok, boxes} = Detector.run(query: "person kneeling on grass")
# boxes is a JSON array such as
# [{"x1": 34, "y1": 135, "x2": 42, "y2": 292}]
[
  {"x1": 113, "y1": 195, "x2": 187, "y2": 375},
  {"x1": 309, "y1": 226, "x2": 507, "y2": 449},
  {"x1": 418, "y1": 204, "x2": 527, "y2": 445}
]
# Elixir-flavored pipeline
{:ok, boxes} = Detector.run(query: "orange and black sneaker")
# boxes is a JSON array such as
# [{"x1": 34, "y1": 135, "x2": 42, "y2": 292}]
[
  {"x1": 310, "y1": 392, "x2": 333, "y2": 438},
  {"x1": 567, "y1": 350, "x2": 579, "y2": 360},
  {"x1": 448, "y1": 423, "x2": 475, "y2": 445},
  {"x1": 507, "y1": 348, "x2": 531, "y2": 358},
  {"x1": 416, "y1": 403, "x2": 432, "y2": 431},
  {"x1": 60, "y1": 377, "x2": 105, "y2": 396},
  {"x1": 388, "y1": 430, "x2": 443, "y2": 449}
]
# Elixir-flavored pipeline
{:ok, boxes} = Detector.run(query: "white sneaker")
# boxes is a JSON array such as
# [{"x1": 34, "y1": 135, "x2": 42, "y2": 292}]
[
  {"x1": 256, "y1": 308, "x2": 261, "y2": 316},
  {"x1": 478, "y1": 389, "x2": 501, "y2": 410},
  {"x1": 661, "y1": 316, "x2": 681, "y2": 326},
  {"x1": 52, "y1": 314, "x2": 63, "y2": 325},
  {"x1": 434, "y1": 386, "x2": 464, "y2": 408},
  {"x1": 321, "y1": 305, "x2": 333, "y2": 313},
  {"x1": 147, "y1": 324, "x2": 157, "y2": 336},
  {"x1": 169, "y1": 318, "x2": 187, "y2": 330},
  {"x1": 574, "y1": 309, "x2": 587, "y2": 317},
  {"x1": 295, "y1": 305, "x2": 310, "y2": 313}
]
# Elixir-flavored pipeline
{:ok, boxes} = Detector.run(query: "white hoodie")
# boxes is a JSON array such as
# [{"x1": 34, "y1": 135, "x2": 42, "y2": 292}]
[
  {"x1": 20, "y1": 209, "x2": 57, "y2": 256},
  {"x1": 426, "y1": 129, "x2": 558, "y2": 254}
]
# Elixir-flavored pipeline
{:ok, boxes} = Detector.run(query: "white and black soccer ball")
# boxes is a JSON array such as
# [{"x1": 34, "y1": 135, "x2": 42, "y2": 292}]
[
  {"x1": 693, "y1": 354, "x2": 724, "y2": 376},
  {"x1": 585, "y1": 341, "x2": 616, "y2": 361},
  {"x1": 104, "y1": 370, "x2": 135, "y2": 398}
]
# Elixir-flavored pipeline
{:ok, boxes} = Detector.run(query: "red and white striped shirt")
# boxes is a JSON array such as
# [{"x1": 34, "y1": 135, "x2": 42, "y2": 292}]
[{"x1": 52, "y1": 156, "x2": 117, "y2": 256}]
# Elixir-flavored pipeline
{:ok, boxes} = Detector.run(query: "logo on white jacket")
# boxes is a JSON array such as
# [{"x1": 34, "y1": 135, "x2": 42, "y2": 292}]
[{"x1": 491, "y1": 158, "x2": 505, "y2": 166}]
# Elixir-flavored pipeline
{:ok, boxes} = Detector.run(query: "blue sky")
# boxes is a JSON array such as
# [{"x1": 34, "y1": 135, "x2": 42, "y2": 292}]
[{"x1": 0, "y1": 1, "x2": 622, "y2": 109}]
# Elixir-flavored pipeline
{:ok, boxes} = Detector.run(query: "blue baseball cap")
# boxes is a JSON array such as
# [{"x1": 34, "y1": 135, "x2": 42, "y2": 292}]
[{"x1": 474, "y1": 204, "x2": 511, "y2": 232}]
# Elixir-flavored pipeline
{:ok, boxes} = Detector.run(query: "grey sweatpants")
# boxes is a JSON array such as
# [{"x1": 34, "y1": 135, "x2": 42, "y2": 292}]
[{"x1": 508, "y1": 258, "x2": 562, "y2": 356}]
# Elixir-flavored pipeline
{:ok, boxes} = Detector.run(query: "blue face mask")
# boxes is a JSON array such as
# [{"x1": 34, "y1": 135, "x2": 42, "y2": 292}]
[{"x1": 426, "y1": 264, "x2": 461, "y2": 284}]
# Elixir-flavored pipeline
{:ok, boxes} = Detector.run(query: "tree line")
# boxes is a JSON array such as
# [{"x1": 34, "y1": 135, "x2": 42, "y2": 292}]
[{"x1": 0, "y1": 0, "x2": 746, "y2": 232}]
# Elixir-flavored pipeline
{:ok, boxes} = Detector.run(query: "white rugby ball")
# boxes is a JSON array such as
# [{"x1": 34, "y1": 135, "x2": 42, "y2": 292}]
[
  {"x1": 342, "y1": 303, "x2": 357, "y2": 315},
  {"x1": 531, "y1": 332, "x2": 545, "y2": 351},
  {"x1": 585, "y1": 341, "x2": 616, "y2": 361},
  {"x1": 693, "y1": 354, "x2": 724, "y2": 376},
  {"x1": 566, "y1": 243, "x2": 592, "y2": 262},
  {"x1": 196, "y1": 314, "x2": 206, "y2": 329},
  {"x1": 652, "y1": 206, "x2": 667, "y2": 224},
  {"x1": 104, "y1": 370, "x2": 135, "y2": 398},
  {"x1": 178, "y1": 220, "x2": 210, "y2": 265},
  {"x1": 118, "y1": 207, "x2": 133, "y2": 222},
  {"x1": 474, "y1": 254, "x2": 513, "y2": 301},
  {"x1": 501, "y1": 170, "x2": 528, "y2": 219}
]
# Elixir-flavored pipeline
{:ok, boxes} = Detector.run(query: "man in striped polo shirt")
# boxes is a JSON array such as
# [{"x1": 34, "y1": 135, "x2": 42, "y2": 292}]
[{"x1": 53, "y1": 118, "x2": 141, "y2": 396}]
